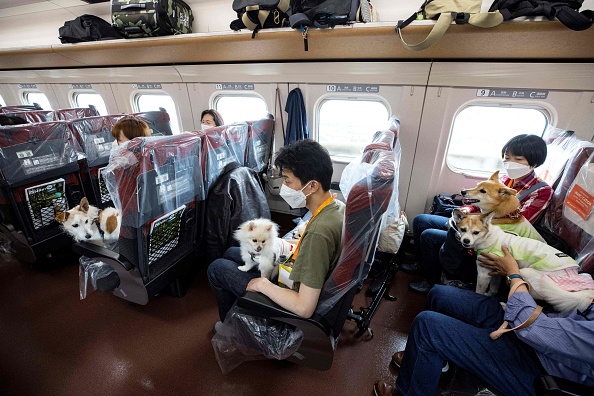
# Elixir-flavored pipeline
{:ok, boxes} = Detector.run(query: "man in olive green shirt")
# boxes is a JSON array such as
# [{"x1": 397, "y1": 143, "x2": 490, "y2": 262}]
[{"x1": 208, "y1": 140, "x2": 345, "y2": 321}]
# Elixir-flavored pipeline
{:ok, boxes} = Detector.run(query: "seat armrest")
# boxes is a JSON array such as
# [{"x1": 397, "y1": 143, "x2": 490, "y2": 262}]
[
  {"x1": 237, "y1": 291, "x2": 331, "y2": 335},
  {"x1": 72, "y1": 242, "x2": 134, "y2": 271},
  {"x1": 534, "y1": 375, "x2": 594, "y2": 396}
]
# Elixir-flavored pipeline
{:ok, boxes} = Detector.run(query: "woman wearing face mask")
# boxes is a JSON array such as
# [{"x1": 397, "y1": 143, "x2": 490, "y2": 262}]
[
  {"x1": 200, "y1": 109, "x2": 224, "y2": 129},
  {"x1": 207, "y1": 140, "x2": 345, "y2": 326},
  {"x1": 109, "y1": 116, "x2": 151, "y2": 153},
  {"x1": 405, "y1": 134, "x2": 553, "y2": 295}
]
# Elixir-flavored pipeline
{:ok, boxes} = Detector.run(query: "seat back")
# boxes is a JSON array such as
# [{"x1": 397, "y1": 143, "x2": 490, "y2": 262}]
[
  {"x1": 69, "y1": 115, "x2": 125, "y2": 207},
  {"x1": 55, "y1": 106, "x2": 100, "y2": 120},
  {"x1": 3, "y1": 110, "x2": 58, "y2": 123},
  {"x1": 195, "y1": 126, "x2": 239, "y2": 192},
  {"x1": 0, "y1": 104, "x2": 43, "y2": 113},
  {"x1": 223, "y1": 123, "x2": 249, "y2": 167},
  {"x1": 315, "y1": 158, "x2": 395, "y2": 337},
  {"x1": 370, "y1": 116, "x2": 400, "y2": 149},
  {"x1": 536, "y1": 130, "x2": 590, "y2": 188},
  {"x1": 131, "y1": 110, "x2": 173, "y2": 135},
  {"x1": 245, "y1": 115, "x2": 275, "y2": 172},
  {"x1": 105, "y1": 133, "x2": 204, "y2": 281}
]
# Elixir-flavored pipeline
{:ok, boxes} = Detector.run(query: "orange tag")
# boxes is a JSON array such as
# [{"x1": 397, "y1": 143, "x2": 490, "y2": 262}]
[{"x1": 565, "y1": 184, "x2": 594, "y2": 220}]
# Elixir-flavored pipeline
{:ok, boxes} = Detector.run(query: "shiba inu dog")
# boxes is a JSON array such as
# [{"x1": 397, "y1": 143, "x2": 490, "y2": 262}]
[
  {"x1": 452, "y1": 209, "x2": 594, "y2": 312},
  {"x1": 461, "y1": 171, "x2": 544, "y2": 241},
  {"x1": 234, "y1": 218, "x2": 296, "y2": 280},
  {"x1": 55, "y1": 197, "x2": 120, "y2": 246}
]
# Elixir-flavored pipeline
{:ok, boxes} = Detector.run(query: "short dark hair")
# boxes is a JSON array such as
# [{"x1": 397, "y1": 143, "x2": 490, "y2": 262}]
[
  {"x1": 501, "y1": 134, "x2": 547, "y2": 167},
  {"x1": 274, "y1": 140, "x2": 333, "y2": 191},
  {"x1": 201, "y1": 109, "x2": 224, "y2": 126}
]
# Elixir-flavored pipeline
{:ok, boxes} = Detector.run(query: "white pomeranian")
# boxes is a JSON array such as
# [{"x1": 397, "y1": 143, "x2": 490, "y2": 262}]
[{"x1": 234, "y1": 218, "x2": 296, "y2": 279}]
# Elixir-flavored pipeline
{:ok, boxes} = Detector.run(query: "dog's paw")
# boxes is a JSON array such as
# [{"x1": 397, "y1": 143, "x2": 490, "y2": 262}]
[{"x1": 237, "y1": 265, "x2": 250, "y2": 272}]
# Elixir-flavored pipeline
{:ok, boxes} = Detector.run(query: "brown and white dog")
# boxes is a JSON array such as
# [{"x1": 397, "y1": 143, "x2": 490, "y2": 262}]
[
  {"x1": 55, "y1": 197, "x2": 120, "y2": 246},
  {"x1": 460, "y1": 171, "x2": 544, "y2": 241},
  {"x1": 452, "y1": 209, "x2": 594, "y2": 312}
]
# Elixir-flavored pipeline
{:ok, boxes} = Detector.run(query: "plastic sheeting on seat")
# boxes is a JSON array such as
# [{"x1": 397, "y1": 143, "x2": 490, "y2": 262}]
[
  {"x1": 536, "y1": 129, "x2": 590, "y2": 188},
  {"x1": 2, "y1": 110, "x2": 58, "y2": 123},
  {"x1": 56, "y1": 107, "x2": 100, "y2": 120},
  {"x1": 131, "y1": 111, "x2": 173, "y2": 135},
  {"x1": 0, "y1": 121, "x2": 82, "y2": 185},
  {"x1": 245, "y1": 115, "x2": 274, "y2": 173},
  {"x1": 69, "y1": 115, "x2": 123, "y2": 167},
  {"x1": 195, "y1": 125, "x2": 243, "y2": 192}
]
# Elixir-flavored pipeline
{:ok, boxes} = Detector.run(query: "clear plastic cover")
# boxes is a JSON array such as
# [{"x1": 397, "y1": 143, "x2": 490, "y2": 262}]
[
  {"x1": 0, "y1": 237, "x2": 14, "y2": 262},
  {"x1": 559, "y1": 160, "x2": 594, "y2": 273},
  {"x1": 104, "y1": 133, "x2": 204, "y2": 228},
  {"x1": 69, "y1": 115, "x2": 124, "y2": 167},
  {"x1": 536, "y1": 129, "x2": 584, "y2": 185},
  {"x1": 211, "y1": 305, "x2": 304, "y2": 374},
  {"x1": 245, "y1": 116, "x2": 275, "y2": 172},
  {"x1": 0, "y1": 121, "x2": 83, "y2": 185},
  {"x1": 2, "y1": 110, "x2": 58, "y2": 123},
  {"x1": 131, "y1": 111, "x2": 172, "y2": 136},
  {"x1": 56, "y1": 107, "x2": 100, "y2": 120},
  {"x1": 79, "y1": 256, "x2": 118, "y2": 299}
]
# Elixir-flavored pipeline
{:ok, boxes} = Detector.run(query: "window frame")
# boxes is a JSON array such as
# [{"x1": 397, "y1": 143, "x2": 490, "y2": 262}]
[
  {"x1": 445, "y1": 100, "x2": 552, "y2": 177},
  {"x1": 133, "y1": 91, "x2": 180, "y2": 134},
  {"x1": 21, "y1": 90, "x2": 52, "y2": 110},
  {"x1": 314, "y1": 93, "x2": 392, "y2": 163},
  {"x1": 211, "y1": 92, "x2": 269, "y2": 124},
  {"x1": 71, "y1": 91, "x2": 108, "y2": 115}
]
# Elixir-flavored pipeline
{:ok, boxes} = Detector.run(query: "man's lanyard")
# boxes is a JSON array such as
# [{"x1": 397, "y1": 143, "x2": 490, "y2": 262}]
[{"x1": 290, "y1": 194, "x2": 335, "y2": 261}]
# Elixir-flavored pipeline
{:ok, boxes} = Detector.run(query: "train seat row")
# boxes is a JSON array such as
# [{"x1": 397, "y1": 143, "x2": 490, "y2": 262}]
[{"x1": 212, "y1": 117, "x2": 401, "y2": 373}]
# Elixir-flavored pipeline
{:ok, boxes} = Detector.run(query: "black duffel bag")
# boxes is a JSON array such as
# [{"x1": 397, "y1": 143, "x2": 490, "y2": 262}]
[
  {"x1": 430, "y1": 193, "x2": 465, "y2": 217},
  {"x1": 59, "y1": 14, "x2": 123, "y2": 43}
]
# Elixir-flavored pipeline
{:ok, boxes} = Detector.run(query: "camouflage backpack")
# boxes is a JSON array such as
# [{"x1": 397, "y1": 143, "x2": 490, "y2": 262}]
[{"x1": 112, "y1": 0, "x2": 194, "y2": 39}]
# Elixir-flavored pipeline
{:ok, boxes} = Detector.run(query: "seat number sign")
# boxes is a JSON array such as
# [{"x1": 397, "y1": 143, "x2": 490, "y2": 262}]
[{"x1": 477, "y1": 89, "x2": 548, "y2": 99}]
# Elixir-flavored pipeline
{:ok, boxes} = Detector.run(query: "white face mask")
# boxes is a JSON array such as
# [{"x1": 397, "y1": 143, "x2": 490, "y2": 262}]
[
  {"x1": 279, "y1": 181, "x2": 312, "y2": 208},
  {"x1": 503, "y1": 161, "x2": 532, "y2": 179},
  {"x1": 201, "y1": 123, "x2": 213, "y2": 130}
]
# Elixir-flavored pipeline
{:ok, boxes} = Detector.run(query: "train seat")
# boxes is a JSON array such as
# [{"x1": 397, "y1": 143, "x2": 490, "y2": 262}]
[
  {"x1": 0, "y1": 104, "x2": 43, "y2": 113},
  {"x1": 195, "y1": 126, "x2": 239, "y2": 193},
  {"x1": 212, "y1": 157, "x2": 395, "y2": 372},
  {"x1": 55, "y1": 106, "x2": 100, "y2": 120},
  {"x1": 131, "y1": 110, "x2": 173, "y2": 135},
  {"x1": 73, "y1": 133, "x2": 205, "y2": 304},
  {"x1": 371, "y1": 116, "x2": 400, "y2": 149},
  {"x1": 3, "y1": 110, "x2": 58, "y2": 123},
  {"x1": 0, "y1": 121, "x2": 85, "y2": 262},
  {"x1": 68, "y1": 115, "x2": 124, "y2": 208},
  {"x1": 245, "y1": 115, "x2": 275, "y2": 173},
  {"x1": 223, "y1": 122, "x2": 249, "y2": 167}
]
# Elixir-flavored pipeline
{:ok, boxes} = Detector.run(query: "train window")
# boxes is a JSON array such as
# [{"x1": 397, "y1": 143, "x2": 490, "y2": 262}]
[
  {"x1": 74, "y1": 92, "x2": 108, "y2": 116},
  {"x1": 24, "y1": 92, "x2": 52, "y2": 110},
  {"x1": 447, "y1": 105, "x2": 548, "y2": 174},
  {"x1": 135, "y1": 93, "x2": 180, "y2": 134},
  {"x1": 214, "y1": 95, "x2": 268, "y2": 124},
  {"x1": 317, "y1": 98, "x2": 390, "y2": 159}
]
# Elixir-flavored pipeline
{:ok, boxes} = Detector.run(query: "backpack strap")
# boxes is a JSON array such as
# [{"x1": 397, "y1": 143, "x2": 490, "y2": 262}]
[
  {"x1": 517, "y1": 180, "x2": 548, "y2": 202},
  {"x1": 242, "y1": 0, "x2": 291, "y2": 30},
  {"x1": 396, "y1": 11, "x2": 503, "y2": 51},
  {"x1": 555, "y1": 6, "x2": 593, "y2": 31}
]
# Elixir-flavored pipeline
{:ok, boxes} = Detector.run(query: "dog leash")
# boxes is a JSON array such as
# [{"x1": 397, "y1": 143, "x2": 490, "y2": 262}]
[
  {"x1": 290, "y1": 194, "x2": 335, "y2": 260},
  {"x1": 490, "y1": 281, "x2": 542, "y2": 340}
]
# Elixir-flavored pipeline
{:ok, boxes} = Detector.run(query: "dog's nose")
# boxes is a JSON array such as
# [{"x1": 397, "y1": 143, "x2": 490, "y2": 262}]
[
  {"x1": 256, "y1": 247, "x2": 262, "y2": 252},
  {"x1": 461, "y1": 190, "x2": 467, "y2": 196},
  {"x1": 85, "y1": 234, "x2": 92, "y2": 239},
  {"x1": 463, "y1": 238, "x2": 470, "y2": 245}
]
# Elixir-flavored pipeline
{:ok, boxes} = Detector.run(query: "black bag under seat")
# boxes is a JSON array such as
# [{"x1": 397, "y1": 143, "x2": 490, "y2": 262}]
[{"x1": 59, "y1": 14, "x2": 124, "y2": 43}]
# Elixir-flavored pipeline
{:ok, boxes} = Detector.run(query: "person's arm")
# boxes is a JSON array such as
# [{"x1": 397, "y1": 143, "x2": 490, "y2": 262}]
[
  {"x1": 520, "y1": 184, "x2": 553, "y2": 223},
  {"x1": 478, "y1": 247, "x2": 594, "y2": 368},
  {"x1": 246, "y1": 278, "x2": 321, "y2": 318}
]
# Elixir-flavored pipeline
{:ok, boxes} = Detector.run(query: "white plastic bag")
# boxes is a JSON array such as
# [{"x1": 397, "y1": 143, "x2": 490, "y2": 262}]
[{"x1": 378, "y1": 211, "x2": 409, "y2": 254}]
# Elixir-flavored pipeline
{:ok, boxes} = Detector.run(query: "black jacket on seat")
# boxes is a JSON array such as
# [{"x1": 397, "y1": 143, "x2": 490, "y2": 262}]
[{"x1": 202, "y1": 162, "x2": 270, "y2": 263}]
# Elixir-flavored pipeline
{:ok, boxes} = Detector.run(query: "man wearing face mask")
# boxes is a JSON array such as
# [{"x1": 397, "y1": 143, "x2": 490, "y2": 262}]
[
  {"x1": 207, "y1": 140, "x2": 345, "y2": 325},
  {"x1": 405, "y1": 134, "x2": 553, "y2": 295}
]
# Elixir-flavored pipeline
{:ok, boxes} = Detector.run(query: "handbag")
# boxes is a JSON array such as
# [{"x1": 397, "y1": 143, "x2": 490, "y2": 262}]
[
  {"x1": 429, "y1": 193, "x2": 465, "y2": 217},
  {"x1": 396, "y1": 0, "x2": 504, "y2": 51}
]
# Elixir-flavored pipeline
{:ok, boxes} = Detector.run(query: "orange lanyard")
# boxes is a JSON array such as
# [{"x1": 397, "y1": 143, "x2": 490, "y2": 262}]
[
  {"x1": 290, "y1": 194, "x2": 335, "y2": 261},
  {"x1": 506, "y1": 178, "x2": 514, "y2": 188}
]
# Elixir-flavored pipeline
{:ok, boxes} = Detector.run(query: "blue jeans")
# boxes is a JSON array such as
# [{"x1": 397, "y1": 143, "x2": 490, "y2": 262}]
[
  {"x1": 396, "y1": 285, "x2": 545, "y2": 396},
  {"x1": 412, "y1": 214, "x2": 448, "y2": 284},
  {"x1": 207, "y1": 247, "x2": 261, "y2": 321}
]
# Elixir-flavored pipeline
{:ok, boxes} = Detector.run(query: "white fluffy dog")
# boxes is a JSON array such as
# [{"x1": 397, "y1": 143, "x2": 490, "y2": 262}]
[
  {"x1": 55, "y1": 197, "x2": 120, "y2": 246},
  {"x1": 234, "y1": 218, "x2": 295, "y2": 279}
]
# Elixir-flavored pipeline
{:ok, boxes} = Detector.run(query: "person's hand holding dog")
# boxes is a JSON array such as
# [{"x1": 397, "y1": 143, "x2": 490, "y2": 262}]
[{"x1": 478, "y1": 245, "x2": 519, "y2": 276}]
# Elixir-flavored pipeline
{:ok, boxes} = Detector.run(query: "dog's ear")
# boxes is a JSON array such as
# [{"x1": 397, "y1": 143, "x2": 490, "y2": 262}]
[
  {"x1": 498, "y1": 187, "x2": 517, "y2": 196},
  {"x1": 55, "y1": 211, "x2": 69, "y2": 223},
  {"x1": 266, "y1": 224, "x2": 272, "y2": 231},
  {"x1": 79, "y1": 197, "x2": 90, "y2": 213},
  {"x1": 480, "y1": 211, "x2": 495, "y2": 226},
  {"x1": 248, "y1": 221, "x2": 255, "y2": 231},
  {"x1": 452, "y1": 208, "x2": 466, "y2": 223},
  {"x1": 489, "y1": 171, "x2": 500, "y2": 181}
]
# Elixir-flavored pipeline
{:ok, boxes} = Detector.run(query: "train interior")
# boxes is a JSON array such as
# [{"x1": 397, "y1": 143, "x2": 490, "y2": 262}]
[{"x1": 1, "y1": 1, "x2": 594, "y2": 395}]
